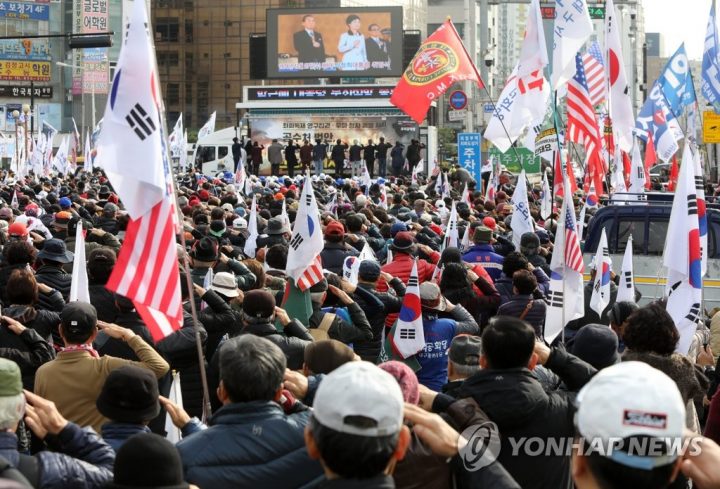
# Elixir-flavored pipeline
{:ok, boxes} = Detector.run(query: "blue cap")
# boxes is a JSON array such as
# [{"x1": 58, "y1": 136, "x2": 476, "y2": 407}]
[
  {"x1": 377, "y1": 177, "x2": 386, "y2": 185},
  {"x1": 358, "y1": 260, "x2": 381, "y2": 281},
  {"x1": 336, "y1": 178, "x2": 345, "y2": 186},
  {"x1": 390, "y1": 221, "x2": 407, "y2": 237},
  {"x1": 260, "y1": 176, "x2": 267, "y2": 182},
  {"x1": 59, "y1": 197, "x2": 72, "y2": 208}
]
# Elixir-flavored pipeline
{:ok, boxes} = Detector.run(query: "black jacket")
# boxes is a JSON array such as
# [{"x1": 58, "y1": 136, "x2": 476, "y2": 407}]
[
  {"x1": 92, "y1": 216, "x2": 119, "y2": 235},
  {"x1": 197, "y1": 289, "x2": 243, "y2": 359},
  {"x1": 241, "y1": 318, "x2": 313, "y2": 370},
  {"x1": 352, "y1": 280, "x2": 405, "y2": 362},
  {"x1": 363, "y1": 144, "x2": 376, "y2": 162},
  {"x1": 319, "y1": 241, "x2": 359, "y2": 276},
  {"x1": 309, "y1": 301, "x2": 372, "y2": 344},
  {"x1": 157, "y1": 311, "x2": 208, "y2": 419},
  {"x1": 88, "y1": 284, "x2": 117, "y2": 323},
  {"x1": 3, "y1": 304, "x2": 60, "y2": 346},
  {"x1": 331, "y1": 143, "x2": 347, "y2": 164},
  {"x1": 95, "y1": 310, "x2": 155, "y2": 361},
  {"x1": 391, "y1": 144, "x2": 405, "y2": 166},
  {"x1": 349, "y1": 144, "x2": 362, "y2": 161},
  {"x1": 0, "y1": 326, "x2": 54, "y2": 390},
  {"x1": 35, "y1": 265, "x2": 72, "y2": 302},
  {"x1": 448, "y1": 348, "x2": 597, "y2": 489}
]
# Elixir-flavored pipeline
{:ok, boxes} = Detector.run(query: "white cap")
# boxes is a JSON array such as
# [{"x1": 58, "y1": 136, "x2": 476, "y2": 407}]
[
  {"x1": 313, "y1": 362, "x2": 404, "y2": 437},
  {"x1": 232, "y1": 217, "x2": 247, "y2": 229},
  {"x1": 576, "y1": 361, "x2": 685, "y2": 469}
]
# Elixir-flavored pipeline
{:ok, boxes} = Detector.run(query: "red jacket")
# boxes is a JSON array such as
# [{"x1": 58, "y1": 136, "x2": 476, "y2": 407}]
[{"x1": 378, "y1": 251, "x2": 440, "y2": 327}]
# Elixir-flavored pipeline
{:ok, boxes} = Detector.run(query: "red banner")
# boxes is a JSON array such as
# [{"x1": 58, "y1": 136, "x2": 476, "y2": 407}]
[{"x1": 390, "y1": 20, "x2": 483, "y2": 124}]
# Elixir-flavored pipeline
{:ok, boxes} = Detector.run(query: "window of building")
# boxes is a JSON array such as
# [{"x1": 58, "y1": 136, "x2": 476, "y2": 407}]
[
  {"x1": 185, "y1": 20, "x2": 194, "y2": 43},
  {"x1": 185, "y1": 82, "x2": 193, "y2": 105},
  {"x1": 158, "y1": 51, "x2": 179, "y2": 67},
  {"x1": 197, "y1": 81, "x2": 209, "y2": 114},
  {"x1": 155, "y1": 18, "x2": 179, "y2": 42},
  {"x1": 166, "y1": 83, "x2": 180, "y2": 105},
  {"x1": 185, "y1": 52, "x2": 194, "y2": 73}
]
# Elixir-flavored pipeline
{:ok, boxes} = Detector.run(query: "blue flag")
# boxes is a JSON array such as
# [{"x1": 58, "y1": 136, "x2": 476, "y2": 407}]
[
  {"x1": 658, "y1": 44, "x2": 695, "y2": 117},
  {"x1": 703, "y1": 1, "x2": 720, "y2": 113},
  {"x1": 636, "y1": 81, "x2": 683, "y2": 163}
]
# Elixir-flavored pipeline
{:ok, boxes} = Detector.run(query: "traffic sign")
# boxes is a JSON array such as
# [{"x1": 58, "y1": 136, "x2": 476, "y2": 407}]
[
  {"x1": 449, "y1": 90, "x2": 468, "y2": 110},
  {"x1": 448, "y1": 109, "x2": 467, "y2": 122},
  {"x1": 704, "y1": 111, "x2": 720, "y2": 143}
]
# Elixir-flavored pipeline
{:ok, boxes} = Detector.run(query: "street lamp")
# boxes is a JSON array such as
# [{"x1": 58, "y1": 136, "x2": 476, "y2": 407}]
[{"x1": 11, "y1": 109, "x2": 19, "y2": 172}]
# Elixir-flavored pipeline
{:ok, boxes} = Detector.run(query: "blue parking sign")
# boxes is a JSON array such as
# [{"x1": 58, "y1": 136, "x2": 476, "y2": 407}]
[{"x1": 457, "y1": 133, "x2": 482, "y2": 183}]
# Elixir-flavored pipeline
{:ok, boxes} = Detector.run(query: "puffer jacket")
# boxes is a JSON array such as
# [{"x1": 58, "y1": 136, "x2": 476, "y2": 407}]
[
  {"x1": 100, "y1": 423, "x2": 151, "y2": 452},
  {"x1": 157, "y1": 311, "x2": 208, "y2": 419},
  {"x1": 35, "y1": 265, "x2": 72, "y2": 301},
  {"x1": 176, "y1": 401, "x2": 323, "y2": 489},
  {"x1": 197, "y1": 289, "x2": 243, "y2": 359},
  {"x1": 0, "y1": 424, "x2": 114, "y2": 489},
  {"x1": 241, "y1": 317, "x2": 313, "y2": 370},
  {"x1": 319, "y1": 241, "x2": 359, "y2": 276}
]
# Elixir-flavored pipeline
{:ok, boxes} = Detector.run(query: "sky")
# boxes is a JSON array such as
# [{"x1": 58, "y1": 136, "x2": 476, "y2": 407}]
[{"x1": 642, "y1": 0, "x2": 707, "y2": 60}]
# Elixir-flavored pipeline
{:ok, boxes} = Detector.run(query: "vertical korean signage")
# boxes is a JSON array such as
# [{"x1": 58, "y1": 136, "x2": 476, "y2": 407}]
[
  {"x1": 457, "y1": 132, "x2": 482, "y2": 183},
  {"x1": 72, "y1": 0, "x2": 109, "y2": 95}
]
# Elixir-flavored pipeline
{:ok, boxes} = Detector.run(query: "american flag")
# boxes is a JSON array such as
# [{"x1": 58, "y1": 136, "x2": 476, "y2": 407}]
[
  {"x1": 564, "y1": 201, "x2": 584, "y2": 273},
  {"x1": 582, "y1": 41, "x2": 606, "y2": 107},
  {"x1": 567, "y1": 53, "x2": 605, "y2": 195},
  {"x1": 297, "y1": 255, "x2": 324, "y2": 292}
]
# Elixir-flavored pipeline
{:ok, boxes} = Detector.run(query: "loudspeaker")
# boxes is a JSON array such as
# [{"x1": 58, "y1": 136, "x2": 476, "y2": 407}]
[
  {"x1": 402, "y1": 31, "x2": 422, "y2": 69},
  {"x1": 249, "y1": 34, "x2": 267, "y2": 80}
]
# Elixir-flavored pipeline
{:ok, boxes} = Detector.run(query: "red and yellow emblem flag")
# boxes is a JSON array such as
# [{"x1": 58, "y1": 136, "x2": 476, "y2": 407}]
[{"x1": 390, "y1": 20, "x2": 484, "y2": 124}]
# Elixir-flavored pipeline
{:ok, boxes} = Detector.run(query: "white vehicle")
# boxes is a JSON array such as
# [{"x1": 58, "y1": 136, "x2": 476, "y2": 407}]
[{"x1": 192, "y1": 127, "x2": 241, "y2": 175}]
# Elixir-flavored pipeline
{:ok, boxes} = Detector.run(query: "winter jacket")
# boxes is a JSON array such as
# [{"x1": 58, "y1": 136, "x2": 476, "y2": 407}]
[
  {"x1": 0, "y1": 326, "x2": 54, "y2": 390},
  {"x1": 88, "y1": 284, "x2": 117, "y2": 323},
  {"x1": 241, "y1": 317, "x2": 313, "y2": 370},
  {"x1": 319, "y1": 241, "x2": 359, "y2": 276},
  {"x1": 442, "y1": 275, "x2": 500, "y2": 328},
  {"x1": 197, "y1": 289, "x2": 243, "y2": 359},
  {"x1": 390, "y1": 144, "x2": 405, "y2": 167},
  {"x1": 495, "y1": 268, "x2": 551, "y2": 304},
  {"x1": 157, "y1": 311, "x2": 208, "y2": 419},
  {"x1": 349, "y1": 144, "x2": 362, "y2": 161},
  {"x1": 35, "y1": 265, "x2": 72, "y2": 301},
  {"x1": 176, "y1": 401, "x2": 323, "y2": 489},
  {"x1": 353, "y1": 279, "x2": 405, "y2": 362},
  {"x1": 92, "y1": 216, "x2": 119, "y2": 235},
  {"x1": 65, "y1": 230, "x2": 121, "y2": 258},
  {"x1": 415, "y1": 306, "x2": 479, "y2": 391},
  {"x1": 299, "y1": 144, "x2": 313, "y2": 164},
  {"x1": 3, "y1": 304, "x2": 59, "y2": 344},
  {"x1": 378, "y1": 251, "x2": 439, "y2": 328},
  {"x1": 100, "y1": 423, "x2": 151, "y2": 452},
  {"x1": 445, "y1": 348, "x2": 596, "y2": 489},
  {"x1": 497, "y1": 294, "x2": 547, "y2": 337},
  {"x1": 308, "y1": 301, "x2": 373, "y2": 344},
  {"x1": 331, "y1": 143, "x2": 347, "y2": 165},
  {"x1": 0, "y1": 424, "x2": 113, "y2": 489},
  {"x1": 94, "y1": 310, "x2": 155, "y2": 361},
  {"x1": 462, "y1": 244, "x2": 504, "y2": 281}
]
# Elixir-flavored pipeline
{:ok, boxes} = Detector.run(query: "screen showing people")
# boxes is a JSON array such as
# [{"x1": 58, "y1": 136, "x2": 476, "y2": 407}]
[{"x1": 267, "y1": 7, "x2": 403, "y2": 78}]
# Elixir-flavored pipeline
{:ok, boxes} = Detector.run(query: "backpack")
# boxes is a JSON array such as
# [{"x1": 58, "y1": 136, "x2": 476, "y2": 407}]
[
  {"x1": 0, "y1": 454, "x2": 38, "y2": 488},
  {"x1": 309, "y1": 313, "x2": 336, "y2": 341}
]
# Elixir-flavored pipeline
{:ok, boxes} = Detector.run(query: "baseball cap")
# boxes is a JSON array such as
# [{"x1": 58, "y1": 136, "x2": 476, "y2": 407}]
[
  {"x1": 482, "y1": 216, "x2": 497, "y2": 231},
  {"x1": 232, "y1": 217, "x2": 247, "y2": 229},
  {"x1": 324, "y1": 220, "x2": 345, "y2": 237},
  {"x1": 419, "y1": 282, "x2": 447, "y2": 311},
  {"x1": 0, "y1": 358, "x2": 22, "y2": 397},
  {"x1": 575, "y1": 361, "x2": 685, "y2": 470},
  {"x1": 313, "y1": 362, "x2": 404, "y2": 437},
  {"x1": 358, "y1": 260, "x2": 381, "y2": 281},
  {"x1": 59, "y1": 197, "x2": 72, "y2": 209},
  {"x1": 7, "y1": 221, "x2": 27, "y2": 237},
  {"x1": 448, "y1": 335, "x2": 482, "y2": 366},
  {"x1": 61, "y1": 302, "x2": 98, "y2": 337}
]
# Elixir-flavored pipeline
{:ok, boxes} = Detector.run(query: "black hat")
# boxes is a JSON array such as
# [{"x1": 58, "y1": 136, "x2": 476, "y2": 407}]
[
  {"x1": 190, "y1": 237, "x2": 219, "y2": 262},
  {"x1": 570, "y1": 324, "x2": 621, "y2": 371},
  {"x1": 520, "y1": 232, "x2": 540, "y2": 251},
  {"x1": 38, "y1": 239, "x2": 74, "y2": 264},
  {"x1": 61, "y1": 302, "x2": 97, "y2": 337},
  {"x1": 106, "y1": 433, "x2": 189, "y2": 489},
  {"x1": 209, "y1": 219, "x2": 226, "y2": 238},
  {"x1": 449, "y1": 335, "x2": 482, "y2": 366},
  {"x1": 242, "y1": 290, "x2": 276, "y2": 318},
  {"x1": 358, "y1": 260, "x2": 381, "y2": 281},
  {"x1": 96, "y1": 366, "x2": 160, "y2": 423},
  {"x1": 265, "y1": 217, "x2": 288, "y2": 235},
  {"x1": 99, "y1": 185, "x2": 111, "y2": 198}
]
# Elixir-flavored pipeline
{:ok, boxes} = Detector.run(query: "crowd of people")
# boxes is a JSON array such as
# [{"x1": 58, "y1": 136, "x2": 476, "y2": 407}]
[
  {"x1": 1, "y1": 162, "x2": 720, "y2": 489},
  {"x1": 232, "y1": 136, "x2": 425, "y2": 179}
]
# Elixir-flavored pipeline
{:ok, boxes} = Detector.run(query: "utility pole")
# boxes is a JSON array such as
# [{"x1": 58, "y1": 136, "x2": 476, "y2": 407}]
[{"x1": 464, "y1": 0, "x2": 476, "y2": 133}]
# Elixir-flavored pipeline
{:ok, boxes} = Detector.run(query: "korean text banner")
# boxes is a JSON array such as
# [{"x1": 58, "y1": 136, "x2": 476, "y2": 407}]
[
  {"x1": 457, "y1": 133, "x2": 482, "y2": 183},
  {"x1": 0, "y1": 2, "x2": 49, "y2": 21},
  {"x1": 0, "y1": 60, "x2": 50, "y2": 81}
]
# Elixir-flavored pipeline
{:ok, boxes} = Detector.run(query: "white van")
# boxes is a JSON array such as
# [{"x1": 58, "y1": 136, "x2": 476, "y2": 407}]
[{"x1": 192, "y1": 127, "x2": 241, "y2": 175}]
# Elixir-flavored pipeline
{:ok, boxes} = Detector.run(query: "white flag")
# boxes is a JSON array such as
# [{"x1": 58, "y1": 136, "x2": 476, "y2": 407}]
[
  {"x1": 243, "y1": 194, "x2": 258, "y2": 258},
  {"x1": 286, "y1": 175, "x2": 324, "y2": 285},
  {"x1": 460, "y1": 221, "x2": 471, "y2": 251},
  {"x1": 664, "y1": 144, "x2": 702, "y2": 354},
  {"x1": 540, "y1": 171, "x2": 552, "y2": 219},
  {"x1": 280, "y1": 199, "x2": 290, "y2": 231},
  {"x1": 165, "y1": 371, "x2": 183, "y2": 443},
  {"x1": 83, "y1": 130, "x2": 92, "y2": 173},
  {"x1": 589, "y1": 228, "x2": 612, "y2": 316},
  {"x1": 605, "y1": 0, "x2": 636, "y2": 152},
  {"x1": 391, "y1": 260, "x2": 425, "y2": 358},
  {"x1": 442, "y1": 201, "x2": 459, "y2": 250},
  {"x1": 511, "y1": 170, "x2": 534, "y2": 250},
  {"x1": 69, "y1": 223, "x2": 90, "y2": 303},
  {"x1": 10, "y1": 190, "x2": 18, "y2": 209},
  {"x1": 178, "y1": 129, "x2": 188, "y2": 170},
  {"x1": 201, "y1": 268, "x2": 214, "y2": 311},
  {"x1": 551, "y1": 0, "x2": 593, "y2": 89},
  {"x1": 517, "y1": 0, "x2": 549, "y2": 78},
  {"x1": 52, "y1": 136, "x2": 70, "y2": 174},
  {"x1": 169, "y1": 114, "x2": 183, "y2": 158},
  {"x1": 485, "y1": 65, "x2": 550, "y2": 153},
  {"x1": 379, "y1": 185, "x2": 388, "y2": 209},
  {"x1": 95, "y1": 0, "x2": 167, "y2": 219},
  {"x1": 616, "y1": 236, "x2": 636, "y2": 303},
  {"x1": 628, "y1": 138, "x2": 646, "y2": 197},
  {"x1": 197, "y1": 111, "x2": 216, "y2": 141},
  {"x1": 361, "y1": 161, "x2": 372, "y2": 189}
]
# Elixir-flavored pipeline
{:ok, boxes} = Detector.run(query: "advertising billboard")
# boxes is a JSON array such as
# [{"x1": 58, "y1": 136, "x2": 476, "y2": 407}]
[{"x1": 266, "y1": 7, "x2": 403, "y2": 79}]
